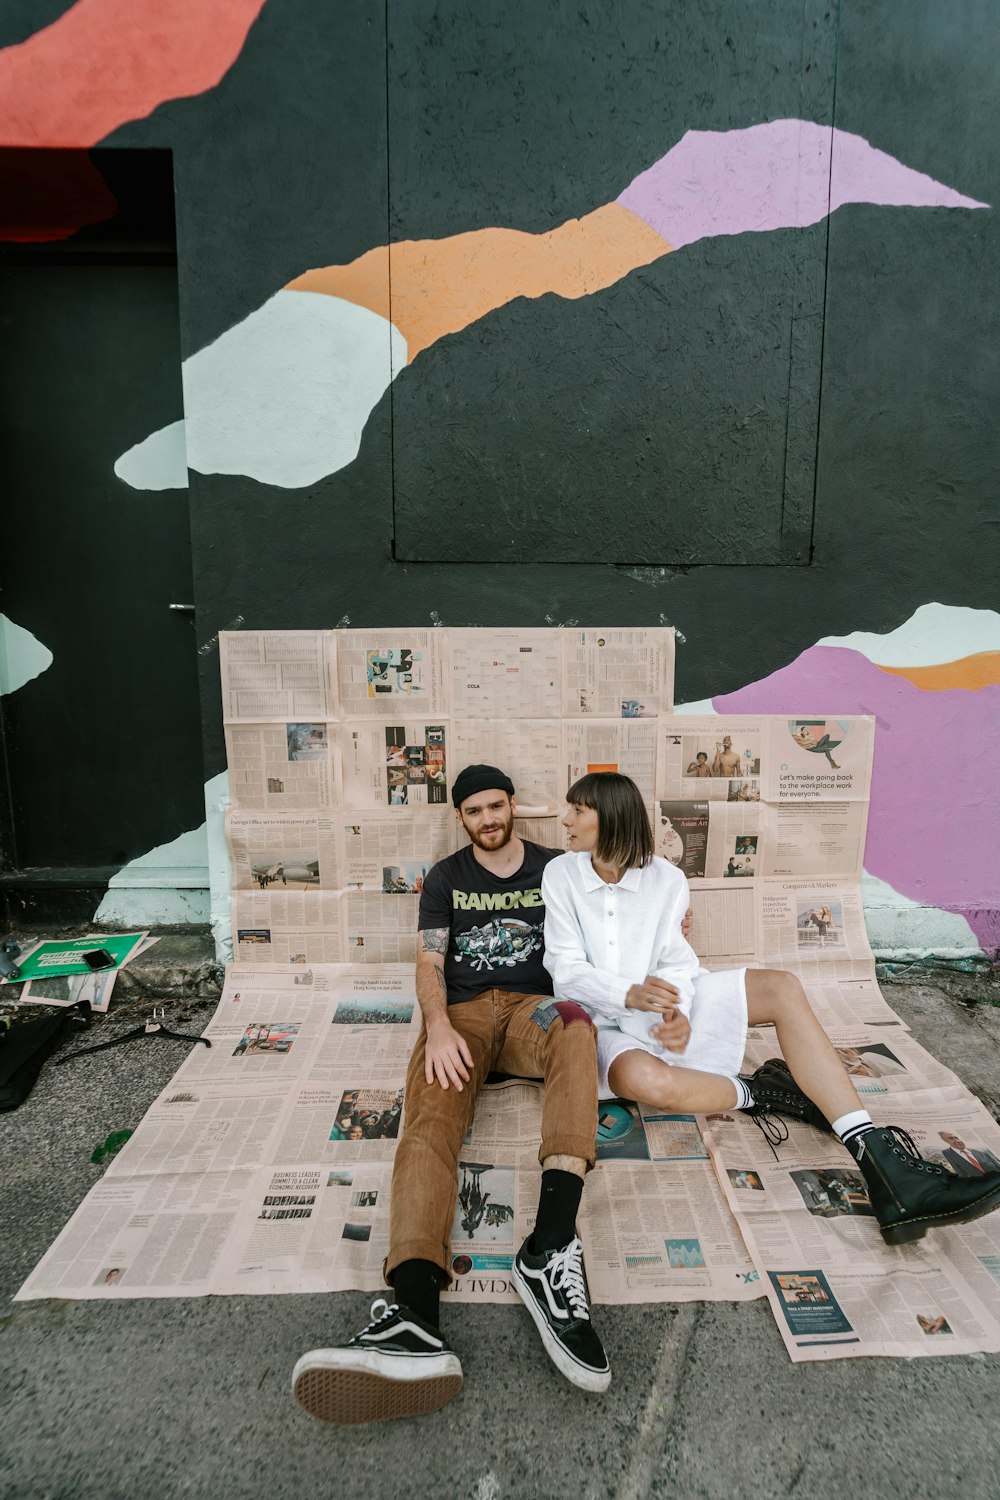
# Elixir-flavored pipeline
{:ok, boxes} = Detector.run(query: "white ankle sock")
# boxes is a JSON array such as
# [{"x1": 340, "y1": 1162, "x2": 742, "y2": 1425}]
[
  {"x1": 832, "y1": 1109, "x2": 875, "y2": 1157},
  {"x1": 731, "y1": 1078, "x2": 754, "y2": 1111}
]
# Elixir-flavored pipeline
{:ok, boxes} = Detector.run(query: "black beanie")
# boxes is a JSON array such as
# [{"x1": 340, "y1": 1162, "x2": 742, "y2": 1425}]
[{"x1": 451, "y1": 763, "x2": 515, "y2": 808}]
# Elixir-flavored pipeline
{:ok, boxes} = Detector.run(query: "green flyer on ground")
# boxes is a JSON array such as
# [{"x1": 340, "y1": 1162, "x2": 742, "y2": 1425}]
[{"x1": 2, "y1": 932, "x2": 147, "y2": 984}]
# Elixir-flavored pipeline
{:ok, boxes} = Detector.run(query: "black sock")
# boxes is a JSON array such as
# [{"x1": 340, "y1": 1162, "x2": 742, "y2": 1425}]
[
  {"x1": 531, "y1": 1169, "x2": 584, "y2": 1255},
  {"x1": 390, "y1": 1258, "x2": 443, "y2": 1328}
]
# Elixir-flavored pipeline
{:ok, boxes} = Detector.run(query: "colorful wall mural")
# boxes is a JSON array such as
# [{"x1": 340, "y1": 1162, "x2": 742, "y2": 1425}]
[
  {"x1": 1, "y1": 1, "x2": 997, "y2": 954},
  {"x1": 115, "y1": 119, "x2": 985, "y2": 493}
]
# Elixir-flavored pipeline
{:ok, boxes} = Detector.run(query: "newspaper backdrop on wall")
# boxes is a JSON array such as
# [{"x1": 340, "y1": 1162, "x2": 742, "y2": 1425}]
[{"x1": 18, "y1": 633, "x2": 1000, "y2": 1360}]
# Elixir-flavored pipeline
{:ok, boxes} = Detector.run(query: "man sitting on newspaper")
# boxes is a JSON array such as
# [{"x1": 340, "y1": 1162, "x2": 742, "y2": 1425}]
[{"x1": 292, "y1": 764, "x2": 609, "y2": 1424}]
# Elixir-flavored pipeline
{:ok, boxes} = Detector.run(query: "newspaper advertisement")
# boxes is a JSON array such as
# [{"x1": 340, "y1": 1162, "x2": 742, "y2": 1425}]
[
  {"x1": 655, "y1": 799, "x2": 760, "y2": 881},
  {"x1": 220, "y1": 631, "x2": 331, "y2": 723},
  {"x1": 225, "y1": 722, "x2": 339, "y2": 810},
  {"x1": 340, "y1": 720, "x2": 449, "y2": 807},
  {"x1": 335, "y1": 631, "x2": 448, "y2": 717},
  {"x1": 564, "y1": 719, "x2": 659, "y2": 802},
  {"x1": 561, "y1": 628, "x2": 675, "y2": 719},
  {"x1": 450, "y1": 629, "x2": 562, "y2": 719}
]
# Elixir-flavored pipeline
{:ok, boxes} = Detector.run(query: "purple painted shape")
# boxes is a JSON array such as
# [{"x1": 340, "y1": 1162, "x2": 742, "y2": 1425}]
[
  {"x1": 712, "y1": 646, "x2": 1000, "y2": 952},
  {"x1": 617, "y1": 119, "x2": 987, "y2": 250}
]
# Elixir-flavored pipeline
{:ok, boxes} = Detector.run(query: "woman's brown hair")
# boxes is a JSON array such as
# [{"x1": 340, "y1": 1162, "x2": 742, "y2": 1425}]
[{"x1": 565, "y1": 772, "x2": 654, "y2": 870}]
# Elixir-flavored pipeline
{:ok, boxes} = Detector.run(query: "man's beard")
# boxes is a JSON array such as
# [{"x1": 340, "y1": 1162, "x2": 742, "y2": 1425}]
[{"x1": 464, "y1": 807, "x2": 515, "y2": 851}]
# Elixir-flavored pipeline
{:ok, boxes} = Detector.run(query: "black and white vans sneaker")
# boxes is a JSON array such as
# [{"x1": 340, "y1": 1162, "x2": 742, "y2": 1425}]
[
  {"x1": 511, "y1": 1235, "x2": 610, "y2": 1393},
  {"x1": 292, "y1": 1299, "x2": 463, "y2": 1425}
]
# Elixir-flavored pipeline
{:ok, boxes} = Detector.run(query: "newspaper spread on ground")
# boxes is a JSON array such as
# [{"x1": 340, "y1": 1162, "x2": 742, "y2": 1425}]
[
  {"x1": 18, "y1": 634, "x2": 1000, "y2": 1359},
  {"x1": 703, "y1": 1025, "x2": 1000, "y2": 1360},
  {"x1": 17, "y1": 963, "x2": 758, "y2": 1305}
]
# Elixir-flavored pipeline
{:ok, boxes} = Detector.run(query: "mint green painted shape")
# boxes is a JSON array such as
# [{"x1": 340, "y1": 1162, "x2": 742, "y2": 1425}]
[
  {"x1": 0, "y1": 614, "x2": 53, "y2": 694},
  {"x1": 114, "y1": 418, "x2": 189, "y2": 491},
  {"x1": 95, "y1": 811, "x2": 211, "y2": 928}
]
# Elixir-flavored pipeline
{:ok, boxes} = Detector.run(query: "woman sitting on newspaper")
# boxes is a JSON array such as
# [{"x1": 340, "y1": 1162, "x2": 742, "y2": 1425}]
[{"x1": 541, "y1": 772, "x2": 1000, "y2": 1245}]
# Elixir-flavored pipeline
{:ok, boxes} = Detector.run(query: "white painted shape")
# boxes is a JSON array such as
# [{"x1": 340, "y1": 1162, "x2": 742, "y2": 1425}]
[
  {"x1": 672, "y1": 698, "x2": 714, "y2": 714},
  {"x1": 0, "y1": 614, "x2": 53, "y2": 695},
  {"x1": 205, "y1": 770, "x2": 233, "y2": 963},
  {"x1": 114, "y1": 418, "x2": 189, "y2": 491},
  {"x1": 861, "y1": 869, "x2": 980, "y2": 957},
  {"x1": 93, "y1": 887, "x2": 210, "y2": 927},
  {"x1": 816, "y1": 603, "x2": 1000, "y2": 667},
  {"x1": 100, "y1": 822, "x2": 209, "y2": 890},
  {"x1": 181, "y1": 290, "x2": 407, "y2": 488}
]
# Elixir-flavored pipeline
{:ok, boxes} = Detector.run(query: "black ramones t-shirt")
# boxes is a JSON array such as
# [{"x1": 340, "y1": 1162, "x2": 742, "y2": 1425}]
[{"x1": 418, "y1": 841, "x2": 560, "y2": 1004}]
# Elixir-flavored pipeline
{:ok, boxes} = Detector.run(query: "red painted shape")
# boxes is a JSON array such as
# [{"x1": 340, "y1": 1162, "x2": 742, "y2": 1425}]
[
  {"x1": 0, "y1": 149, "x2": 117, "y2": 241},
  {"x1": 0, "y1": 0, "x2": 267, "y2": 147},
  {"x1": 553, "y1": 1000, "x2": 594, "y2": 1030}
]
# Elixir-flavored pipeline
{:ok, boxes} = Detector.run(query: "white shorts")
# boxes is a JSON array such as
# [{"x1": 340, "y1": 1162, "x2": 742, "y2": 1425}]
[{"x1": 596, "y1": 967, "x2": 749, "y2": 1100}]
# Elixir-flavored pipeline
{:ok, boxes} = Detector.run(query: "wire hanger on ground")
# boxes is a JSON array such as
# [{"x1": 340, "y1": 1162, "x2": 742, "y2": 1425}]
[{"x1": 57, "y1": 1006, "x2": 211, "y2": 1065}]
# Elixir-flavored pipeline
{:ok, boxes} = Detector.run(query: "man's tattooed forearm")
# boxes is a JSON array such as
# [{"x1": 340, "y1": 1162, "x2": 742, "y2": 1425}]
[
  {"x1": 421, "y1": 928, "x2": 450, "y2": 955},
  {"x1": 433, "y1": 967, "x2": 448, "y2": 997}
]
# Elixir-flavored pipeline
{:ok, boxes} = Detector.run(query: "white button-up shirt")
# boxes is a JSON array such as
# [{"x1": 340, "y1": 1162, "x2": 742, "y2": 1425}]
[{"x1": 541, "y1": 851, "x2": 705, "y2": 1050}]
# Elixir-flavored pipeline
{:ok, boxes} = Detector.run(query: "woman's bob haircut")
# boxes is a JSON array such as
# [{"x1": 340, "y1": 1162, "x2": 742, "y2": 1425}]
[{"x1": 565, "y1": 771, "x2": 654, "y2": 871}]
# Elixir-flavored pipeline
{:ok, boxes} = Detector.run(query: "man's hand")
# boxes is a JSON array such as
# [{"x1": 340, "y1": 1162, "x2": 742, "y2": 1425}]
[
  {"x1": 424, "y1": 1017, "x2": 474, "y2": 1091},
  {"x1": 651, "y1": 1010, "x2": 691, "y2": 1054},
  {"x1": 625, "y1": 975, "x2": 680, "y2": 1013},
  {"x1": 681, "y1": 905, "x2": 693, "y2": 942}
]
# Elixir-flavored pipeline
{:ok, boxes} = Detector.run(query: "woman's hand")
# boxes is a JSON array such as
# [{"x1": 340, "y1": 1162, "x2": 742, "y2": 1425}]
[
  {"x1": 651, "y1": 1009, "x2": 691, "y2": 1054},
  {"x1": 625, "y1": 975, "x2": 679, "y2": 1012}
]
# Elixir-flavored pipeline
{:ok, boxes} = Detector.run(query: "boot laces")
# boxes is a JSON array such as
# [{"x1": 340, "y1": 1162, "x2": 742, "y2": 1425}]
[
  {"x1": 880, "y1": 1125, "x2": 943, "y2": 1172},
  {"x1": 545, "y1": 1237, "x2": 590, "y2": 1320},
  {"x1": 749, "y1": 1109, "x2": 789, "y2": 1161}
]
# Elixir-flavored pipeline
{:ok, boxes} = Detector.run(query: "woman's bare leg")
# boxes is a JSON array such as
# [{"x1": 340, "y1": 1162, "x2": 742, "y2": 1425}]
[
  {"x1": 745, "y1": 968, "x2": 863, "y2": 1122},
  {"x1": 607, "y1": 1048, "x2": 738, "y2": 1113}
]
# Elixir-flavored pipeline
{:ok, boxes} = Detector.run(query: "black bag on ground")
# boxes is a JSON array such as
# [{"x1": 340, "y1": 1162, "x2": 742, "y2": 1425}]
[{"x1": 0, "y1": 1002, "x2": 92, "y2": 1111}]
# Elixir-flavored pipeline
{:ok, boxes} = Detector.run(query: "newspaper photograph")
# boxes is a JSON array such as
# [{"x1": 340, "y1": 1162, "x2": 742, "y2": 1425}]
[
  {"x1": 220, "y1": 630, "x2": 331, "y2": 722},
  {"x1": 335, "y1": 631, "x2": 448, "y2": 717},
  {"x1": 449, "y1": 629, "x2": 562, "y2": 719},
  {"x1": 340, "y1": 720, "x2": 449, "y2": 807},
  {"x1": 658, "y1": 717, "x2": 766, "y2": 803},
  {"x1": 561, "y1": 628, "x2": 674, "y2": 718},
  {"x1": 224, "y1": 722, "x2": 339, "y2": 810},
  {"x1": 227, "y1": 811, "x2": 337, "y2": 893},
  {"x1": 564, "y1": 719, "x2": 659, "y2": 801}
]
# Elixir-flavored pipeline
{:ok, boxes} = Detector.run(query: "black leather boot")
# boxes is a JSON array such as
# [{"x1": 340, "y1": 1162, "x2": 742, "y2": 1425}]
[
  {"x1": 853, "y1": 1126, "x2": 1000, "y2": 1245},
  {"x1": 740, "y1": 1058, "x2": 833, "y2": 1134}
]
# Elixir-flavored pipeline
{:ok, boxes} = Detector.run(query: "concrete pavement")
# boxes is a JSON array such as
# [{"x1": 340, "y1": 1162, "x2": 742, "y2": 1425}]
[{"x1": 3, "y1": 975, "x2": 1000, "y2": 1500}]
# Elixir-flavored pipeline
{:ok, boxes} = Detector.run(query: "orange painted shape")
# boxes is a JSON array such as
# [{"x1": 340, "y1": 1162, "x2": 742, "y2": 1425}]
[
  {"x1": 287, "y1": 202, "x2": 670, "y2": 360},
  {"x1": 289, "y1": 244, "x2": 392, "y2": 324},
  {"x1": 877, "y1": 653, "x2": 1000, "y2": 691}
]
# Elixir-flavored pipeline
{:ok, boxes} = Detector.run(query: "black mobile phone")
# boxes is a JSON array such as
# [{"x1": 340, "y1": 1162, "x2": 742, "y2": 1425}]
[{"x1": 83, "y1": 948, "x2": 116, "y2": 970}]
